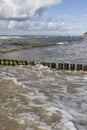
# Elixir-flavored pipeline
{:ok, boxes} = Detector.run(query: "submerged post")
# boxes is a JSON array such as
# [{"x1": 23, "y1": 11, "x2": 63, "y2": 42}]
[
  {"x1": 51, "y1": 63, "x2": 56, "y2": 69},
  {"x1": 58, "y1": 63, "x2": 63, "y2": 70},
  {"x1": 1, "y1": 59, "x2": 87, "y2": 73},
  {"x1": 64, "y1": 63, "x2": 69, "y2": 70},
  {"x1": 45, "y1": 62, "x2": 50, "y2": 67},
  {"x1": 70, "y1": 64, "x2": 75, "y2": 71},
  {"x1": 18, "y1": 61, "x2": 23, "y2": 65},
  {"x1": 9, "y1": 60, "x2": 14, "y2": 65},
  {"x1": 76, "y1": 64, "x2": 83, "y2": 71},
  {"x1": 40, "y1": 62, "x2": 46, "y2": 66},
  {"x1": 22, "y1": 61, "x2": 28, "y2": 65},
  {"x1": 4, "y1": 60, "x2": 10, "y2": 65},
  {"x1": 0, "y1": 60, "x2": 5, "y2": 65},
  {"x1": 29, "y1": 61, "x2": 34, "y2": 66},
  {"x1": 13, "y1": 60, "x2": 18, "y2": 66},
  {"x1": 83, "y1": 65, "x2": 87, "y2": 71}
]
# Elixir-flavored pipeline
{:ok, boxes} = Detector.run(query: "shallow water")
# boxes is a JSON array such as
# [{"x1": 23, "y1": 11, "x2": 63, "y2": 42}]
[
  {"x1": 0, "y1": 64, "x2": 87, "y2": 130},
  {"x1": 0, "y1": 36, "x2": 87, "y2": 130}
]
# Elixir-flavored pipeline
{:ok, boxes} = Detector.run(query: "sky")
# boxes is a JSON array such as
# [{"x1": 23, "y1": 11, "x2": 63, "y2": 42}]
[{"x1": 0, "y1": 0, "x2": 87, "y2": 36}]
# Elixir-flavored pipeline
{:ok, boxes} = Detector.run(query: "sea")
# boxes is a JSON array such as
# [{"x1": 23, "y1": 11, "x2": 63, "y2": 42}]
[{"x1": 0, "y1": 35, "x2": 87, "y2": 130}]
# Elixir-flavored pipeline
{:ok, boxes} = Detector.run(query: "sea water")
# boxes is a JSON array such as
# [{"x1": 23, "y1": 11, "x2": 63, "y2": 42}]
[{"x1": 0, "y1": 36, "x2": 87, "y2": 130}]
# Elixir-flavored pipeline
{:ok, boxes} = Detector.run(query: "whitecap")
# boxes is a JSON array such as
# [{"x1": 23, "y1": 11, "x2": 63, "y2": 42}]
[
  {"x1": 62, "y1": 121, "x2": 77, "y2": 130},
  {"x1": 2, "y1": 77, "x2": 26, "y2": 88},
  {"x1": 56, "y1": 42, "x2": 65, "y2": 45},
  {"x1": 56, "y1": 42, "x2": 69, "y2": 45},
  {"x1": 70, "y1": 110, "x2": 87, "y2": 125}
]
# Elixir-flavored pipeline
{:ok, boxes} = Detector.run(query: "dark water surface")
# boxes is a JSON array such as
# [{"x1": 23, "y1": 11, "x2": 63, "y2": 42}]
[
  {"x1": 0, "y1": 36, "x2": 87, "y2": 130},
  {"x1": 0, "y1": 35, "x2": 85, "y2": 63}
]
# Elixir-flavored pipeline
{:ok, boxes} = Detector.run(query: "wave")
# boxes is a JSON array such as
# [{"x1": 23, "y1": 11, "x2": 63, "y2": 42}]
[
  {"x1": 0, "y1": 41, "x2": 69, "y2": 55},
  {"x1": 0, "y1": 48, "x2": 20, "y2": 54},
  {"x1": 56, "y1": 42, "x2": 65, "y2": 45},
  {"x1": 3, "y1": 42, "x2": 56, "y2": 48},
  {"x1": 7, "y1": 41, "x2": 69, "y2": 47},
  {"x1": 56, "y1": 42, "x2": 69, "y2": 45},
  {"x1": 0, "y1": 36, "x2": 22, "y2": 39}
]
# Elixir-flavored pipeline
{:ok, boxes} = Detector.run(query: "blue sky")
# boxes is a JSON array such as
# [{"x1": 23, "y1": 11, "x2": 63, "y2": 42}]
[{"x1": 0, "y1": 0, "x2": 87, "y2": 35}]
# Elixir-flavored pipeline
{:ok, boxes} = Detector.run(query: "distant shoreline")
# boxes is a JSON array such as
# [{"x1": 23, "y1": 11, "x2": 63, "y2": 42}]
[
  {"x1": 83, "y1": 32, "x2": 87, "y2": 36},
  {"x1": 0, "y1": 35, "x2": 83, "y2": 37}
]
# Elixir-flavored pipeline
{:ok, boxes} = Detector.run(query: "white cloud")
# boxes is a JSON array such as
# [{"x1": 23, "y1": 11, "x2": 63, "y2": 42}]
[
  {"x1": 0, "y1": 0, "x2": 82, "y2": 35},
  {"x1": 7, "y1": 21, "x2": 80, "y2": 32},
  {"x1": 8, "y1": 21, "x2": 18, "y2": 29},
  {"x1": 0, "y1": 0, "x2": 62, "y2": 19},
  {"x1": 0, "y1": 17, "x2": 80, "y2": 35},
  {"x1": 0, "y1": 19, "x2": 81, "y2": 35},
  {"x1": 71, "y1": 15, "x2": 87, "y2": 22},
  {"x1": 0, "y1": 0, "x2": 62, "y2": 32},
  {"x1": 57, "y1": 15, "x2": 68, "y2": 20}
]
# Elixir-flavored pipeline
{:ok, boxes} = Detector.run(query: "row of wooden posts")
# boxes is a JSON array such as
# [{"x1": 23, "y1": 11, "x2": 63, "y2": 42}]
[{"x1": 0, "y1": 59, "x2": 87, "y2": 71}]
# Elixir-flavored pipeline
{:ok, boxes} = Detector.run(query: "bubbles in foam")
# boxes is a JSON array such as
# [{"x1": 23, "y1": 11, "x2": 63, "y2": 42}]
[
  {"x1": 0, "y1": 65, "x2": 87, "y2": 130},
  {"x1": 63, "y1": 121, "x2": 77, "y2": 130},
  {"x1": 2, "y1": 77, "x2": 26, "y2": 88},
  {"x1": 70, "y1": 110, "x2": 87, "y2": 125}
]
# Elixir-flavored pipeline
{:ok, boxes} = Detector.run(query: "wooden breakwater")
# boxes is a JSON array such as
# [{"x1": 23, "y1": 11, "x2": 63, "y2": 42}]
[{"x1": 0, "y1": 59, "x2": 87, "y2": 71}]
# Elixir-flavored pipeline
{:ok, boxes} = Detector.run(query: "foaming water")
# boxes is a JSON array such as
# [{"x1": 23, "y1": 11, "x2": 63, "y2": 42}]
[
  {"x1": 0, "y1": 65, "x2": 87, "y2": 130},
  {"x1": 0, "y1": 36, "x2": 87, "y2": 130},
  {"x1": 56, "y1": 42, "x2": 69, "y2": 45}
]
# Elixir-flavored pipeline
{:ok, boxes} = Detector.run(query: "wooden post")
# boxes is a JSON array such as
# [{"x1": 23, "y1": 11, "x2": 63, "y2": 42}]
[
  {"x1": 64, "y1": 63, "x2": 69, "y2": 70},
  {"x1": 29, "y1": 61, "x2": 34, "y2": 66},
  {"x1": 58, "y1": 63, "x2": 63, "y2": 70},
  {"x1": 9, "y1": 60, "x2": 14, "y2": 65},
  {"x1": 4, "y1": 60, "x2": 9, "y2": 65},
  {"x1": 76, "y1": 64, "x2": 83, "y2": 71},
  {"x1": 51, "y1": 63, "x2": 56, "y2": 69},
  {"x1": 22, "y1": 61, "x2": 28, "y2": 65},
  {"x1": 18, "y1": 61, "x2": 23, "y2": 65},
  {"x1": 83, "y1": 65, "x2": 87, "y2": 71},
  {"x1": 13, "y1": 61, "x2": 18, "y2": 66},
  {"x1": 70, "y1": 64, "x2": 75, "y2": 71},
  {"x1": 45, "y1": 62, "x2": 50, "y2": 67},
  {"x1": 0, "y1": 60, "x2": 5, "y2": 65},
  {"x1": 40, "y1": 62, "x2": 46, "y2": 66}
]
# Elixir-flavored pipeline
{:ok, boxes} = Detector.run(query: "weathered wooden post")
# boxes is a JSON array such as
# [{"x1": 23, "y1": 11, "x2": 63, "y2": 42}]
[
  {"x1": 29, "y1": 61, "x2": 34, "y2": 66},
  {"x1": 51, "y1": 63, "x2": 56, "y2": 69},
  {"x1": 83, "y1": 65, "x2": 87, "y2": 71},
  {"x1": 13, "y1": 60, "x2": 18, "y2": 66},
  {"x1": 18, "y1": 61, "x2": 23, "y2": 65},
  {"x1": 64, "y1": 63, "x2": 69, "y2": 70},
  {"x1": 70, "y1": 64, "x2": 75, "y2": 71},
  {"x1": 0, "y1": 60, "x2": 5, "y2": 65},
  {"x1": 4, "y1": 60, "x2": 9, "y2": 65},
  {"x1": 22, "y1": 61, "x2": 28, "y2": 65},
  {"x1": 76, "y1": 64, "x2": 83, "y2": 71},
  {"x1": 40, "y1": 62, "x2": 46, "y2": 66},
  {"x1": 58, "y1": 63, "x2": 63, "y2": 70},
  {"x1": 45, "y1": 62, "x2": 50, "y2": 67},
  {"x1": 9, "y1": 60, "x2": 14, "y2": 65}
]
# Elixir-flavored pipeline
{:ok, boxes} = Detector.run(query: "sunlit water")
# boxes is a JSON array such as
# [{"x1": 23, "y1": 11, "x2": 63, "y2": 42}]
[{"x1": 0, "y1": 36, "x2": 87, "y2": 130}]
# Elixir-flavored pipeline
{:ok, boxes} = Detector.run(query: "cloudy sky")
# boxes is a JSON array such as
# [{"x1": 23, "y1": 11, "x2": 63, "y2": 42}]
[{"x1": 0, "y1": 0, "x2": 87, "y2": 35}]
